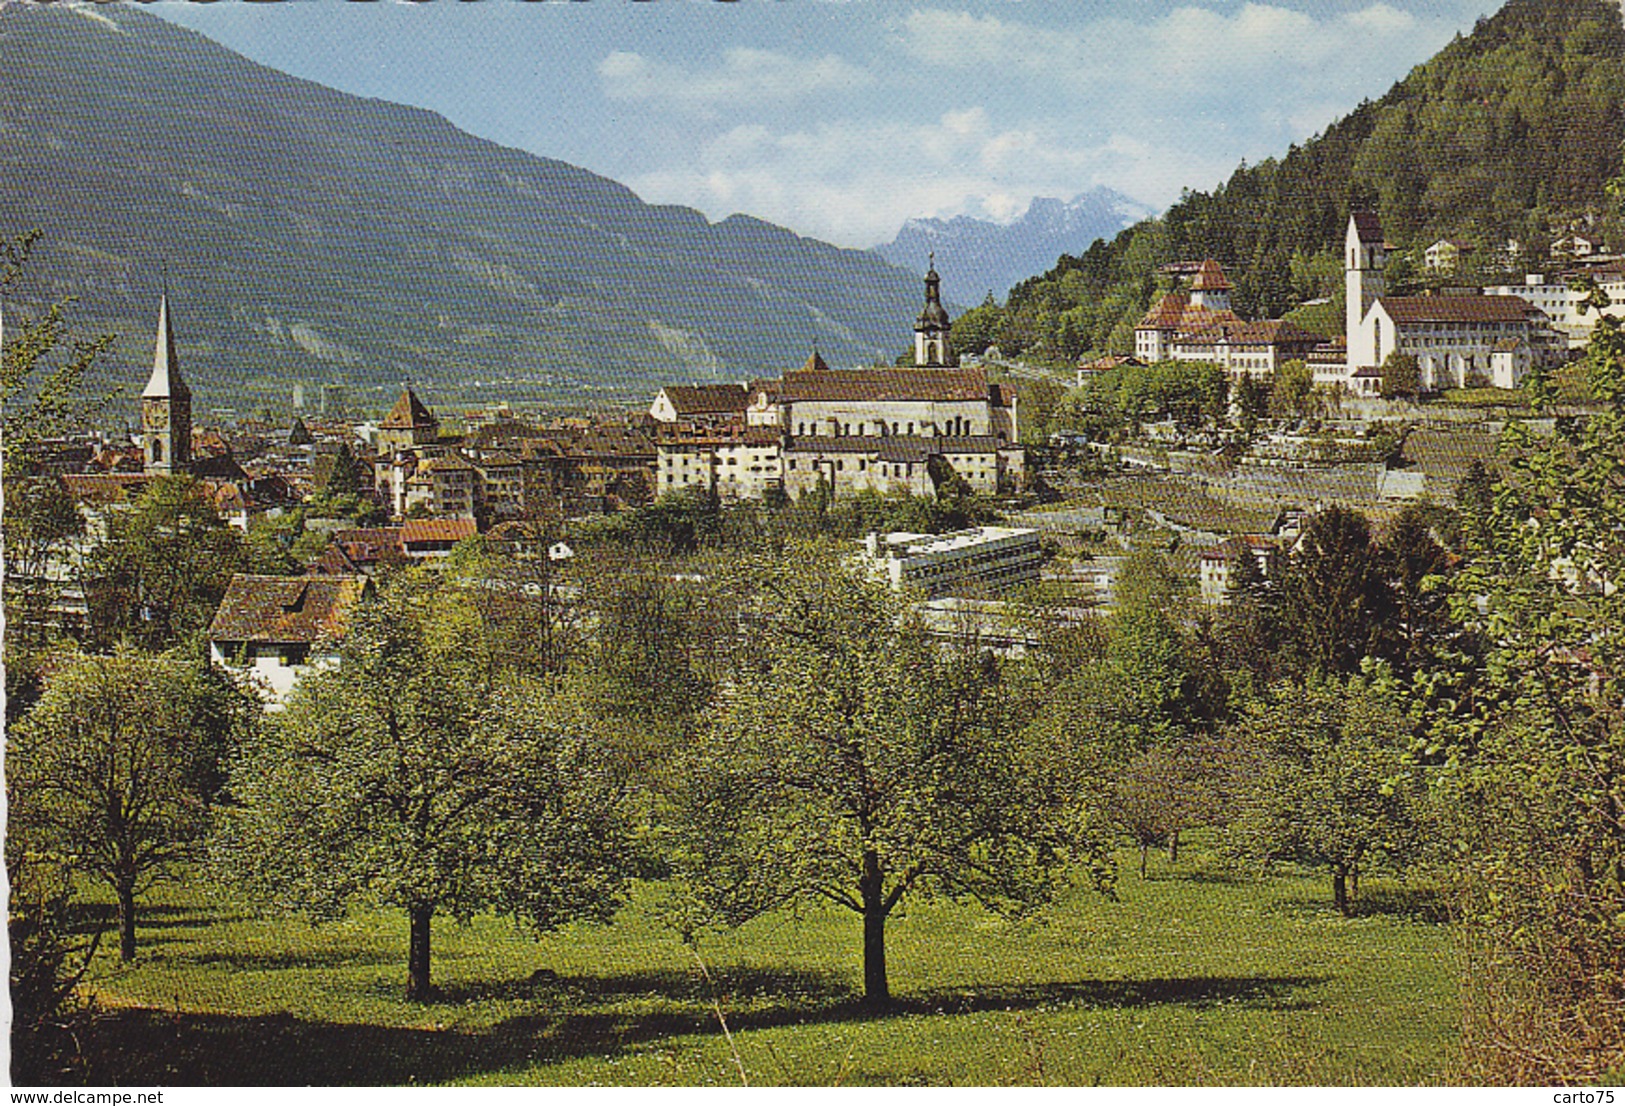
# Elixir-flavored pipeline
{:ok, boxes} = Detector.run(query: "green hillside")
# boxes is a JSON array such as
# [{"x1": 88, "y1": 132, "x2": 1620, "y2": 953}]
[
  {"x1": 0, "y1": 4, "x2": 924, "y2": 417},
  {"x1": 958, "y1": 0, "x2": 1625, "y2": 365}
]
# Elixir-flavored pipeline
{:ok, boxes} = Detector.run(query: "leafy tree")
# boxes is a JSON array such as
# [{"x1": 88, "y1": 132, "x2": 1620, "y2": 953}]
[
  {"x1": 216, "y1": 571, "x2": 638, "y2": 1000},
  {"x1": 1269, "y1": 358, "x2": 1315, "y2": 420},
  {"x1": 85, "y1": 476, "x2": 246, "y2": 651},
  {"x1": 1, "y1": 230, "x2": 115, "y2": 472},
  {"x1": 1380, "y1": 351, "x2": 1422, "y2": 399},
  {"x1": 2, "y1": 231, "x2": 112, "y2": 710},
  {"x1": 674, "y1": 545, "x2": 1106, "y2": 1007},
  {"x1": 2, "y1": 475, "x2": 85, "y2": 658},
  {"x1": 1109, "y1": 741, "x2": 1228, "y2": 878},
  {"x1": 1436, "y1": 307, "x2": 1625, "y2": 1080},
  {"x1": 1225, "y1": 669, "x2": 1425, "y2": 915},
  {"x1": 949, "y1": 294, "x2": 1004, "y2": 360},
  {"x1": 1233, "y1": 374, "x2": 1270, "y2": 436},
  {"x1": 8, "y1": 647, "x2": 243, "y2": 960},
  {"x1": 6, "y1": 850, "x2": 102, "y2": 1083}
]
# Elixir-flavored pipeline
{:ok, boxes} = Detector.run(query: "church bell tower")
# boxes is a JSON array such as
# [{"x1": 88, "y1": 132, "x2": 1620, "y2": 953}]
[
  {"x1": 142, "y1": 288, "x2": 191, "y2": 475},
  {"x1": 913, "y1": 255, "x2": 955, "y2": 367}
]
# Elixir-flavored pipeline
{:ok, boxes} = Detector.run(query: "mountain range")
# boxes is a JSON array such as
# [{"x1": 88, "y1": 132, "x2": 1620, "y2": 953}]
[
  {"x1": 0, "y1": 2, "x2": 927, "y2": 418},
  {"x1": 873, "y1": 189, "x2": 1156, "y2": 307}
]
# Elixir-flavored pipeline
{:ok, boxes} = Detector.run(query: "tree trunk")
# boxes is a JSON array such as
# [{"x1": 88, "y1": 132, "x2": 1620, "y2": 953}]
[
  {"x1": 407, "y1": 905, "x2": 434, "y2": 1001},
  {"x1": 1167, "y1": 828, "x2": 1180, "y2": 864},
  {"x1": 1139, "y1": 842, "x2": 1149, "y2": 880},
  {"x1": 860, "y1": 850, "x2": 890, "y2": 1008},
  {"x1": 1350, "y1": 862, "x2": 1360, "y2": 903},
  {"x1": 1332, "y1": 865, "x2": 1350, "y2": 917},
  {"x1": 117, "y1": 882, "x2": 138, "y2": 962}
]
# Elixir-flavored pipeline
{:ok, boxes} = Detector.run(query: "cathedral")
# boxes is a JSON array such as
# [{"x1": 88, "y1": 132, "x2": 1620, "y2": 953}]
[{"x1": 651, "y1": 266, "x2": 1024, "y2": 500}]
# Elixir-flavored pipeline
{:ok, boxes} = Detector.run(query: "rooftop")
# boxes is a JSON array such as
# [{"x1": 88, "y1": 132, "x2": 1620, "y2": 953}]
[{"x1": 208, "y1": 574, "x2": 369, "y2": 645}]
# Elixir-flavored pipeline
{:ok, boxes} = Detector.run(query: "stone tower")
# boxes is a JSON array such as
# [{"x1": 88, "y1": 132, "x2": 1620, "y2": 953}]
[
  {"x1": 913, "y1": 256, "x2": 955, "y2": 367},
  {"x1": 142, "y1": 290, "x2": 191, "y2": 475}
]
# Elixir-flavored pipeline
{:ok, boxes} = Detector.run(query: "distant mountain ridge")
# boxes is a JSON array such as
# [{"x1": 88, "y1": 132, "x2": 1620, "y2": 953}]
[
  {"x1": 873, "y1": 189, "x2": 1155, "y2": 306},
  {"x1": 0, "y1": 3, "x2": 925, "y2": 416}
]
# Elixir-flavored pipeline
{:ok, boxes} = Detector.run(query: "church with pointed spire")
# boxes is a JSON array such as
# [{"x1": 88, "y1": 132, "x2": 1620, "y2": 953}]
[{"x1": 142, "y1": 289, "x2": 191, "y2": 475}]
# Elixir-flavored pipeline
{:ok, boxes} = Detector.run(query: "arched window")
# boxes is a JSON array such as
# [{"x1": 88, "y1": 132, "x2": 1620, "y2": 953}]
[{"x1": 151, "y1": 438, "x2": 163, "y2": 464}]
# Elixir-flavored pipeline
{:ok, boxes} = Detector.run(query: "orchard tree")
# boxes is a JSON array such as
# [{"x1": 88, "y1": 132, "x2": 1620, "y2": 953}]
[
  {"x1": 1225, "y1": 669, "x2": 1425, "y2": 915},
  {"x1": 1379, "y1": 351, "x2": 1422, "y2": 399},
  {"x1": 2, "y1": 230, "x2": 113, "y2": 704},
  {"x1": 1269, "y1": 358, "x2": 1314, "y2": 420},
  {"x1": 86, "y1": 475, "x2": 245, "y2": 651},
  {"x1": 1, "y1": 230, "x2": 115, "y2": 471},
  {"x1": 216, "y1": 571, "x2": 639, "y2": 1000},
  {"x1": 8, "y1": 647, "x2": 246, "y2": 960},
  {"x1": 674, "y1": 545, "x2": 1109, "y2": 1007}
]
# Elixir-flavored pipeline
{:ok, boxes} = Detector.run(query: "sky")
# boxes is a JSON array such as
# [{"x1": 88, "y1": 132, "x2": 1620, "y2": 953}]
[{"x1": 148, "y1": 0, "x2": 1507, "y2": 250}]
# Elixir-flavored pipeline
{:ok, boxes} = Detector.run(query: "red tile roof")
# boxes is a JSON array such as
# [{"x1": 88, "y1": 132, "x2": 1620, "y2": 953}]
[
  {"x1": 778, "y1": 367, "x2": 990, "y2": 404},
  {"x1": 1376, "y1": 295, "x2": 1541, "y2": 324},
  {"x1": 659, "y1": 384, "x2": 749, "y2": 415},
  {"x1": 401, "y1": 518, "x2": 477, "y2": 544},
  {"x1": 1079, "y1": 354, "x2": 1145, "y2": 371},
  {"x1": 381, "y1": 387, "x2": 437, "y2": 430},
  {"x1": 331, "y1": 527, "x2": 405, "y2": 564},
  {"x1": 1191, "y1": 259, "x2": 1232, "y2": 292},
  {"x1": 1139, "y1": 292, "x2": 1190, "y2": 329},
  {"x1": 61, "y1": 473, "x2": 152, "y2": 505},
  {"x1": 208, "y1": 574, "x2": 369, "y2": 645}
]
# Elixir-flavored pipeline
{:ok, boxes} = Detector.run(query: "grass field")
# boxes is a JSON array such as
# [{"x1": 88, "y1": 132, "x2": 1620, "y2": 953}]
[{"x1": 53, "y1": 840, "x2": 1459, "y2": 1087}]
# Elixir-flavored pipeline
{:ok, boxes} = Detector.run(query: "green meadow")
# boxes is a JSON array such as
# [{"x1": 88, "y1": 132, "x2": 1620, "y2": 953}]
[{"x1": 56, "y1": 839, "x2": 1458, "y2": 1087}]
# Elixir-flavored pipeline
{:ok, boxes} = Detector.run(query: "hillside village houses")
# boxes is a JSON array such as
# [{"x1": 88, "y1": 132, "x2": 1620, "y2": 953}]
[
  {"x1": 1136, "y1": 212, "x2": 1586, "y2": 396},
  {"x1": 651, "y1": 263, "x2": 1025, "y2": 500}
]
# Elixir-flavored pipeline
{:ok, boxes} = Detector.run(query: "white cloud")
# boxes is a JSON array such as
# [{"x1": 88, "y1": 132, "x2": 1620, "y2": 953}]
[
  {"x1": 598, "y1": 46, "x2": 873, "y2": 109},
  {"x1": 625, "y1": 112, "x2": 1199, "y2": 246},
  {"x1": 1343, "y1": 3, "x2": 1418, "y2": 34},
  {"x1": 614, "y1": 2, "x2": 1490, "y2": 245}
]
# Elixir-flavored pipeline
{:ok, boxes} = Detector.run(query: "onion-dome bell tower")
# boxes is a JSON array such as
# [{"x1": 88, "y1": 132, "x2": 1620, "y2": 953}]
[{"x1": 913, "y1": 254, "x2": 955, "y2": 367}]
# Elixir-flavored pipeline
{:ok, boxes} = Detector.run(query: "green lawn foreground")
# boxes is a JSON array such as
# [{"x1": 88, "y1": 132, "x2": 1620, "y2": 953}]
[{"x1": 57, "y1": 843, "x2": 1458, "y2": 1087}]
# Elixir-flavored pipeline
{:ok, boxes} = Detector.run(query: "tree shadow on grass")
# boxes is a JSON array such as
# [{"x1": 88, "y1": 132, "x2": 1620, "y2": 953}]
[
  {"x1": 71, "y1": 901, "x2": 254, "y2": 936},
  {"x1": 1349, "y1": 887, "x2": 1450, "y2": 924},
  {"x1": 32, "y1": 971, "x2": 1328, "y2": 1086},
  {"x1": 1271, "y1": 885, "x2": 1450, "y2": 925},
  {"x1": 179, "y1": 949, "x2": 401, "y2": 971}
]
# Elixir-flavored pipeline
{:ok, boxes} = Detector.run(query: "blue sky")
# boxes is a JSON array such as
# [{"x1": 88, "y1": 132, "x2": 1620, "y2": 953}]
[{"x1": 150, "y1": 0, "x2": 1504, "y2": 249}]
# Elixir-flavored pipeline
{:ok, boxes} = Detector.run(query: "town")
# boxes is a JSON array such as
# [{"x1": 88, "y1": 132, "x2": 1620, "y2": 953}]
[
  {"x1": 6, "y1": 0, "x2": 1625, "y2": 1091},
  {"x1": 15, "y1": 210, "x2": 1624, "y2": 695}
]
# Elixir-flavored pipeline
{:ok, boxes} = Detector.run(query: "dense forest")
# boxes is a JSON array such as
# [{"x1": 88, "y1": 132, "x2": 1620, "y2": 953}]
[{"x1": 953, "y1": 0, "x2": 1625, "y2": 365}]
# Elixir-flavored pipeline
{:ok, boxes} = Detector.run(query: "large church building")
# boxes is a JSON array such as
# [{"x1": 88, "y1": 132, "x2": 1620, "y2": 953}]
[
  {"x1": 651, "y1": 265, "x2": 1023, "y2": 500},
  {"x1": 1342, "y1": 211, "x2": 1554, "y2": 392}
]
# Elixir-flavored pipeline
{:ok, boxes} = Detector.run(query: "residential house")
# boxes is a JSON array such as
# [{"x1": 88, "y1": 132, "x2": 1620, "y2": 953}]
[{"x1": 207, "y1": 573, "x2": 371, "y2": 708}]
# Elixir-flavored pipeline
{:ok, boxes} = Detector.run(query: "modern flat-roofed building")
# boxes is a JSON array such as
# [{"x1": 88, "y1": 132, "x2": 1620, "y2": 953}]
[{"x1": 858, "y1": 526, "x2": 1043, "y2": 597}]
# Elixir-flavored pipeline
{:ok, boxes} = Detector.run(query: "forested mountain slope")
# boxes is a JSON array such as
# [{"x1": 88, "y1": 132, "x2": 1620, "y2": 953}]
[{"x1": 956, "y1": 0, "x2": 1625, "y2": 365}]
